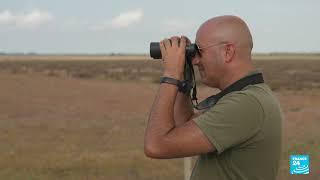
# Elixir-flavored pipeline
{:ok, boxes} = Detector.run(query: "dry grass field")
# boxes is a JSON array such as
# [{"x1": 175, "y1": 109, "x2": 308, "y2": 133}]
[{"x1": 0, "y1": 55, "x2": 319, "y2": 180}]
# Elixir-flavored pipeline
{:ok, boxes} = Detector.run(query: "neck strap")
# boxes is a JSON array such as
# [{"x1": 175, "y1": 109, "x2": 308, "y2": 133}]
[{"x1": 194, "y1": 73, "x2": 264, "y2": 110}]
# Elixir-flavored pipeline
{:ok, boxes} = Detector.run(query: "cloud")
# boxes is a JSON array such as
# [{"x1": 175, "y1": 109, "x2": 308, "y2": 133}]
[
  {"x1": 0, "y1": 10, "x2": 53, "y2": 28},
  {"x1": 90, "y1": 9, "x2": 143, "y2": 31},
  {"x1": 110, "y1": 9, "x2": 143, "y2": 29},
  {"x1": 0, "y1": 10, "x2": 16, "y2": 24}
]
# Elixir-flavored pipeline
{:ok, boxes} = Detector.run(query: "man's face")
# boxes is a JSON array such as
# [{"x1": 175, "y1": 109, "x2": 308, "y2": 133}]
[{"x1": 192, "y1": 36, "x2": 225, "y2": 88}]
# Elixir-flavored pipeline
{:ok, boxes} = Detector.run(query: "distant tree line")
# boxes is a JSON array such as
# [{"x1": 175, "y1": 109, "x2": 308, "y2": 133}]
[
  {"x1": 0, "y1": 52, "x2": 147, "y2": 56},
  {"x1": 0, "y1": 52, "x2": 37, "y2": 55},
  {"x1": 1, "y1": 51, "x2": 319, "y2": 56}
]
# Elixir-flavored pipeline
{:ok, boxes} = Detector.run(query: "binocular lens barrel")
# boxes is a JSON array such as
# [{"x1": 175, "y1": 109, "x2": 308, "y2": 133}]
[
  {"x1": 149, "y1": 42, "x2": 198, "y2": 59},
  {"x1": 150, "y1": 42, "x2": 162, "y2": 59}
]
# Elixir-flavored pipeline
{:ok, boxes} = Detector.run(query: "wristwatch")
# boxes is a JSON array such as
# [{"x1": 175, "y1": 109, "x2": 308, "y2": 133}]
[
  {"x1": 160, "y1": 76, "x2": 191, "y2": 94},
  {"x1": 160, "y1": 76, "x2": 181, "y2": 86}
]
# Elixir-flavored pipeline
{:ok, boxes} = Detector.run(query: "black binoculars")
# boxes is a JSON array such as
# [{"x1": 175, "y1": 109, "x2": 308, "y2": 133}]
[{"x1": 149, "y1": 42, "x2": 198, "y2": 60}]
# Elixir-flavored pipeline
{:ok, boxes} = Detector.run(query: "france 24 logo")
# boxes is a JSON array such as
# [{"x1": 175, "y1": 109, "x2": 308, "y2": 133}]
[{"x1": 290, "y1": 155, "x2": 309, "y2": 174}]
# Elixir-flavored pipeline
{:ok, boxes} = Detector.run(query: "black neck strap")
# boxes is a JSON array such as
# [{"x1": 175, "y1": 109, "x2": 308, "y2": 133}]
[{"x1": 194, "y1": 73, "x2": 264, "y2": 110}]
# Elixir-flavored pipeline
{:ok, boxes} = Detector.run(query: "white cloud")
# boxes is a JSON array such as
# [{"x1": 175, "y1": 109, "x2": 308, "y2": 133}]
[
  {"x1": 16, "y1": 10, "x2": 53, "y2": 28},
  {"x1": 0, "y1": 10, "x2": 53, "y2": 29},
  {"x1": 0, "y1": 10, "x2": 15, "y2": 24},
  {"x1": 110, "y1": 9, "x2": 143, "y2": 29},
  {"x1": 90, "y1": 9, "x2": 143, "y2": 31}
]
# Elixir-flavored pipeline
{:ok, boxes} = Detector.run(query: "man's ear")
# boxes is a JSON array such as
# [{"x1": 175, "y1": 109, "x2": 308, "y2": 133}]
[{"x1": 224, "y1": 43, "x2": 235, "y2": 63}]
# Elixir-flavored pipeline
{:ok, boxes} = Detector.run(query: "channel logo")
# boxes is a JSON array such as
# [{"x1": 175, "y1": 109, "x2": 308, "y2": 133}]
[{"x1": 290, "y1": 155, "x2": 309, "y2": 174}]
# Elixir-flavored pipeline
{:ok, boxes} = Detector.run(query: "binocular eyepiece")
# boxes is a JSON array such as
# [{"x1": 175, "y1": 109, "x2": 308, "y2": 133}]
[{"x1": 149, "y1": 42, "x2": 198, "y2": 59}]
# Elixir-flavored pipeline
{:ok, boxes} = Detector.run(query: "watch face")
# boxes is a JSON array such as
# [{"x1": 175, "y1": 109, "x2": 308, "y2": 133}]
[{"x1": 179, "y1": 80, "x2": 193, "y2": 94}]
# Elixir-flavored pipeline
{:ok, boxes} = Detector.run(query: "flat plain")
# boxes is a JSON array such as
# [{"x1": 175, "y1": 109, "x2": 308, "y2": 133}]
[{"x1": 0, "y1": 55, "x2": 319, "y2": 180}]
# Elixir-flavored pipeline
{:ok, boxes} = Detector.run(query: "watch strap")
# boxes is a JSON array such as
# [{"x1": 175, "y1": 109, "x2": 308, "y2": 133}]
[
  {"x1": 160, "y1": 76, "x2": 193, "y2": 94},
  {"x1": 160, "y1": 76, "x2": 181, "y2": 88}
]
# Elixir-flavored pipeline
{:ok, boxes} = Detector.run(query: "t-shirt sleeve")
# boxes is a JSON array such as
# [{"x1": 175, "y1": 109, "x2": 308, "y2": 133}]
[{"x1": 193, "y1": 91, "x2": 264, "y2": 154}]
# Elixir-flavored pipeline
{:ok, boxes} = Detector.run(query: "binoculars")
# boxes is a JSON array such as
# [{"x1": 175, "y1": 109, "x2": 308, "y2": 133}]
[{"x1": 149, "y1": 42, "x2": 198, "y2": 60}]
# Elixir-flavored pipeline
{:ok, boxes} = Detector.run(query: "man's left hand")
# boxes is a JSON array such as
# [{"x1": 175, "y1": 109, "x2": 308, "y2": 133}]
[{"x1": 159, "y1": 36, "x2": 187, "y2": 81}]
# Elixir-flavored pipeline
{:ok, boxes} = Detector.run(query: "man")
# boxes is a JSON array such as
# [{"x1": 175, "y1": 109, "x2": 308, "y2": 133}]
[{"x1": 144, "y1": 15, "x2": 283, "y2": 180}]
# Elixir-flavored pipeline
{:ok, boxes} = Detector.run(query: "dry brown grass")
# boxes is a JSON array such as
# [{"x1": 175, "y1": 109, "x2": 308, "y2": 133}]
[
  {"x1": 0, "y1": 55, "x2": 319, "y2": 180},
  {"x1": 1, "y1": 55, "x2": 320, "y2": 90}
]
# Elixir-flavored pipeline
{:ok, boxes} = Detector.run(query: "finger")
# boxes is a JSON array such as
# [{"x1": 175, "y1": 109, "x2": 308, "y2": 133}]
[
  {"x1": 163, "y1": 38, "x2": 171, "y2": 49},
  {"x1": 160, "y1": 40, "x2": 166, "y2": 59},
  {"x1": 180, "y1": 36, "x2": 187, "y2": 53},
  {"x1": 170, "y1": 36, "x2": 180, "y2": 47},
  {"x1": 182, "y1": 35, "x2": 191, "y2": 45}
]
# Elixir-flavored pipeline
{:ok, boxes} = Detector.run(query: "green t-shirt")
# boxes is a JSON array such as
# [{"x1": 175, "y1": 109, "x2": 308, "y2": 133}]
[{"x1": 191, "y1": 72, "x2": 283, "y2": 180}]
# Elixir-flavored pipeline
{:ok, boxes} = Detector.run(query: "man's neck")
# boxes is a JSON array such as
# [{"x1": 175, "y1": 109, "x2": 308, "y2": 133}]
[{"x1": 218, "y1": 65, "x2": 255, "y2": 90}]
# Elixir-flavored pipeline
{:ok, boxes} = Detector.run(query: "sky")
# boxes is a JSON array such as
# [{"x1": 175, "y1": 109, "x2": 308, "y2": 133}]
[{"x1": 0, "y1": 0, "x2": 320, "y2": 54}]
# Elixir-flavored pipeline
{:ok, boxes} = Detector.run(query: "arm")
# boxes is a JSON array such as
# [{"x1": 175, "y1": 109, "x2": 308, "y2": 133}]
[
  {"x1": 145, "y1": 82, "x2": 214, "y2": 159},
  {"x1": 173, "y1": 37, "x2": 196, "y2": 127},
  {"x1": 173, "y1": 92, "x2": 194, "y2": 127},
  {"x1": 144, "y1": 36, "x2": 215, "y2": 159}
]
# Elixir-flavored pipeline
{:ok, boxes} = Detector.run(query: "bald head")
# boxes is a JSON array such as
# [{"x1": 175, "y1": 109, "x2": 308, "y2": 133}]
[
  {"x1": 197, "y1": 15, "x2": 253, "y2": 54},
  {"x1": 193, "y1": 16, "x2": 256, "y2": 89}
]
